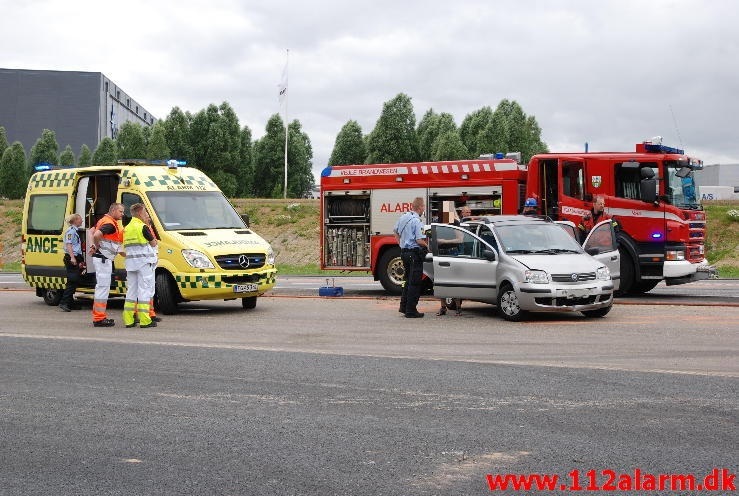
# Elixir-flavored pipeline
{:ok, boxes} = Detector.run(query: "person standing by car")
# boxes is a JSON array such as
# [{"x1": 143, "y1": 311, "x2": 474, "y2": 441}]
[
  {"x1": 89, "y1": 203, "x2": 125, "y2": 327},
  {"x1": 578, "y1": 195, "x2": 611, "y2": 235},
  {"x1": 122, "y1": 203, "x2": 159, "y2": 329},
  {"x1": 59, "y1": 214, "x2": 84, "y2": 312},
  {"x1": 436, "y1": 209, "x2": 463, "y2": 317},
  {"x1": 394, "y1": 197, "x2": 428, "y2": 318},
  {"x1": 459, "y1": 205, "x2": 472, "y2": 220}
]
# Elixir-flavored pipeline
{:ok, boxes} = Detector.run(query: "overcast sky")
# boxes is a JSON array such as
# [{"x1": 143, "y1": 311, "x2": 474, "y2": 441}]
[{"x1": 1, "y1": 0, "x2": 738, "y2": 178}]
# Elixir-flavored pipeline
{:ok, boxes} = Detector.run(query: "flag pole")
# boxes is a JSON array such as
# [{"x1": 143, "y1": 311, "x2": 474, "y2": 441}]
[{"x1": 283, "y1": 48, "x2": 289, "y2": 199}]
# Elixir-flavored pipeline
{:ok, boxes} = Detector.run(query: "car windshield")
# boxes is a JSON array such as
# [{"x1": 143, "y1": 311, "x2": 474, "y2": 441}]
[
  {"x1": 495, "y1": 224, "x2": 584, "y2": 254},
  {"x1": 664, "y1": 161, "x2": 700, "y2": 209},
  {"x1": 147, "y1": 191, "x2": 245, "y2": 230}
]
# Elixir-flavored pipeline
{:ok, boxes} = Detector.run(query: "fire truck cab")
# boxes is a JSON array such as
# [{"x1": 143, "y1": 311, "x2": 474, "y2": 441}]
[
  {"x1": 525, "y1": 140, "x2": 713, "y2": 294},
  {"x1": 320, "y1": 157, "x2": 527, "y2": 293}
]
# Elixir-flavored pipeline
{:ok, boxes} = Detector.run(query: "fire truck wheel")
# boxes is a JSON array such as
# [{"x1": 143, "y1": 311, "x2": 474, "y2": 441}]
[
  {"x1": 155, "y1": 272, "x2": 179, "y2": 315},
  {"x1": 630, "y1": 280, "x2": 660, "y2": 294},
  {"x1": 497, "y1": 283, "x2": 527, "y2": 322},
  {"x1": 242, "y1": 296, "x2": 257, "y2": 309},
  {"x1": 582, "y1": 304, "x2": 613, "y2": 318},
  {"x1": 378, "y1": 248, "x2": 404, "y2": 295},
  {"x1": 43, "y1": 289, "x2": 62, "y2": 306},
  {"x1": 616, "y1": 247, "x2": 635, "y2": 296}
]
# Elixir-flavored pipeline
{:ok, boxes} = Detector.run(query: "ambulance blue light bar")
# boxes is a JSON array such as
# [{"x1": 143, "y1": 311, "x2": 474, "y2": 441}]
[
  {"x1": 34, "y1": 164, "x2": 54, "y2": 172},
  {"x1": 644, "y1": 144, "x2": 684, "y2": 155}
]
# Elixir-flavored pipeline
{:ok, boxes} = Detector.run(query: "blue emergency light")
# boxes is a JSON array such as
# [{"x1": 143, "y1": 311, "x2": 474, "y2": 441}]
[
  {"x1": 644, "y1": 144, "x2": 684, "y2": 155},
  {"x1": 651, "y1": 232, "x2": 663, "y2": 239},
  {"x1": 494, "y1": 152, "x2": 505, "y2": 159},
  {"x1": 34, "y1": 164, "x2": 54, "y2": 172}
]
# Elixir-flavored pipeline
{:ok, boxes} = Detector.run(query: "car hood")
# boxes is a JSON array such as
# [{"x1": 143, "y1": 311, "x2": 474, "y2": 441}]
[
  {"x1": 509, "y1": 253, "x2": 603, "y2": 273},
  {"x1": 165, "y1": 229, "x2": 271, "y2": 256}
]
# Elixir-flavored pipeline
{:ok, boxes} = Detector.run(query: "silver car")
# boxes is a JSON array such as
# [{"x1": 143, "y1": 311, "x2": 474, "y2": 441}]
[{"x1": 424, "y1": 216, "x2": 620, "y2": 321}]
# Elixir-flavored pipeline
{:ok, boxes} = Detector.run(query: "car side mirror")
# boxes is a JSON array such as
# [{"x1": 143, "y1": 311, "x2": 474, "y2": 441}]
[
  {"x1": 482, "y1": 249, "x2": 496, "y2": 261},
  {"x1": 586, "y1": 247, "x2": 600, "y2": 256},
  {"x1": 425, "y1": 253, "x2": 433, "y2": 262},
  {"x1": 240, "y1": 213, "x2": 250, "y2": 227}
]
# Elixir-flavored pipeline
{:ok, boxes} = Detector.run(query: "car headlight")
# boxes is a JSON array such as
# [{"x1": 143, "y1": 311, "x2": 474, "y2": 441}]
[
  {"x1": 596, "y1": 266, "x2": 611, "y2": 281},
  {"x1": 524, "y1": 270, "x2": 549, "y2": 284},
  {"x1": 267, "y1": 247, "x2": 275, "y2": 266},
  {"x1": 182, "y1": 249, "x2": 215, "y2": 269},
  {"x1": 665, "y1": 250, "x2": 685, "y2": 261}
]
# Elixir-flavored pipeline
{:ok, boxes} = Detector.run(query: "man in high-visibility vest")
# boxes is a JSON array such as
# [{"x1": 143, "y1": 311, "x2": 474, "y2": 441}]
[
  {"x1": 89, "y1": 203, "x2": 124, "y2": 327},
  {"x1": 122, "y1": 203, "x2": 159, "y2": 329},
  {"x1": 134, "y1": 217, "x2": 162, "y2": 324}
]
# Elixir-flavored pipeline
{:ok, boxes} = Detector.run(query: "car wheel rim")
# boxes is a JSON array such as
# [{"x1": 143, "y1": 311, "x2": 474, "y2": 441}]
[
  {"x1": 388, "y1": 257, "x2": 405, "y2": 286},
  {"x1": 501, "y1": 290, "x2": 519, "y2": 316}
]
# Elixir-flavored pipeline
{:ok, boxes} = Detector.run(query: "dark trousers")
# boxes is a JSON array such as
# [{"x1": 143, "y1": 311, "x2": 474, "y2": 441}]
[
  {"x1": 399, "y1": 248, "x2": 424, "y2": 315},
  {"x1": 60, "y1": 254, "x2": 83, "y2": 307}
]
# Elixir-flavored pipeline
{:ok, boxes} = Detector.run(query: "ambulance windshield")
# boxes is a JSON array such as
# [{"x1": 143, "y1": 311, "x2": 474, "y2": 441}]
[{"x1": 147, "y1": 191, "x2": 245, "y2": 230}]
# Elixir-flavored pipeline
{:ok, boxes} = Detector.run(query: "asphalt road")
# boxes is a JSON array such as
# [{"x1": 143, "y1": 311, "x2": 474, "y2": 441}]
[
  {"x1": 0, "y1": 292, "x2": 737, "y2": 495},
  {"x1": 1, "y1": 272, "x2": 738, "y2": 304}
]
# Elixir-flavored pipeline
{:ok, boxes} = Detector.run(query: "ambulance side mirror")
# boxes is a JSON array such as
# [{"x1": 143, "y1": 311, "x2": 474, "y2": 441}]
[{"x1": 240, "y1": 214, "x2": 250, "y2": 227}]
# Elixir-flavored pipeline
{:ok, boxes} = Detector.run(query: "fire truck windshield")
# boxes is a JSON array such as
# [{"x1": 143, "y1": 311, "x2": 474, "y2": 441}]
[{"x1": 664, "y1": 161, "x2": 700, "y2": 209}]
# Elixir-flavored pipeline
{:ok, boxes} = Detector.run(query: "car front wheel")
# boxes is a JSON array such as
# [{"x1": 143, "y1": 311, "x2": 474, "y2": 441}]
[{"x1": 497, "y1": 283, "x2": 527, "y2": 322}]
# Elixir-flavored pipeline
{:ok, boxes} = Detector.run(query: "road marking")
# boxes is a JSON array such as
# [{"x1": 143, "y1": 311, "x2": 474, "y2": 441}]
[{"x1": 0, "y1": 332, "x2": 736, "y2": 378}]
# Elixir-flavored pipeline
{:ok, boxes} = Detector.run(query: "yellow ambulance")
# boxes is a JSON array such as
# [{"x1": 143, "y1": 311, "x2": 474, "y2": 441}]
[{"x1": 21, "y1": 160, "x2": 276, "y2": 313}]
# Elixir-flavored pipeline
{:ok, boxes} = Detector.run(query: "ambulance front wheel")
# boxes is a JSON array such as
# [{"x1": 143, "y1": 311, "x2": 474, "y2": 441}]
[
  {"x1": 155, "y1": 272, "x2": 179, "y2": 315},
  {"x1": 42, "y1": 289, "x2": 62, "y2": 306},
  {"x1": 378, "y1": 247, "x2": 404, "y2": 295},
  {"x1": 242, "y1": 296, "x2": 257, "y2": 309}
]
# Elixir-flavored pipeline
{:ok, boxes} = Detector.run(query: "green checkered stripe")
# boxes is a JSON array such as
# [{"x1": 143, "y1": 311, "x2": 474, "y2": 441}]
[
  {"x1": 29, "y1": 171, "x2": 77, "y2": 189},
  {"x1": 176, "y1": 271, "x2": 277, "y2": 290},
  {"x1": 121, "y1": 169, "x2": 141, "y2": 185},
  {"x1": 141, "y1": 174, "x2": 217, "y2": 188},
  {"x1": 114, "y1": 279, "x2": 128, "y2": 292},
  {"x1": 25, "y1": 275, "x2": 66, "y2": 289}
]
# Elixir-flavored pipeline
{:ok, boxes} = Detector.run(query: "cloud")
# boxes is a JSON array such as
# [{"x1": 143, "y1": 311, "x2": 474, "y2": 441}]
[{"x1": 1, "y1": 0, "x2": 738, "y2": 181}]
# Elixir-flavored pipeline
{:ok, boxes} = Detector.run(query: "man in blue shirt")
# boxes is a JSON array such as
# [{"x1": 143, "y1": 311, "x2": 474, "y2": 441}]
[
  {"x1": 60, "y1": 213, "x2": 84, "y2": 312},
  {"x1": 393, "y1": 197, "x2": 428, "y2": 318}
]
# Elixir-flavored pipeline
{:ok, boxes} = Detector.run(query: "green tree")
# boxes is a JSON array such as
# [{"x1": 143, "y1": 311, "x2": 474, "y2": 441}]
[
  {"x1": 92, "y1": 137, "x2": 118, "y2": 165},
  {"x1": 498, "y1": 100, "x2": 528, "y2": 155},
  {"x1": 146, "y1": 121, "x2": 170, "y2": 160},
  {"x1": 59, "y1": 145, "x2": 75, "y2": 166},
  {"x1": 476, "y1": 107, "x2": 509, "y2": 156},
  {"x1": 188, "y1": 104, "x2": 221, "y2": 172},
  {"x1": 28, "y1": 129, "x2": 59, "y2": 174},
  {"x1": 237, "y1": 125, "x2": 253, "y2": 196},
  {"x1": 431, "y1": 131, "x2": 469, "y2": 161},
  {"x1": 328, "y1": 120, "x2": 366, "y2": 166},
  {"x1": 285, "y1": 120, "x2": 314, "y2": 198},
  {"x1": 252, "y1": 114, "x2": 286, "y2": 197},
  {"x1": 418, "y1": 112, "x2": 456, "y2": 161},
  {"x1": 163, "y1": 107, "x2": 192, "y2": 161},
  {"x1": 366, "y1": 93, "x2": 419, "y2": 164},
  {"x1": 0, "y1": 142, "x2": 28, "y2": 199},
  {"x1": 459, "y1": 106, "x2": 493, "y2": 157},
  {"x1": 523, "y1": 115, "x2": 548, "y2": 162},
  {"x1": 117, "y1": 121, "x2": 147, "y2": 159},
  {"x1": 0, "y1": 126, "x2": 8, "y2": 154},
  {"x1": 78, "y1": 144, "x2": 92, "y2": 166}
]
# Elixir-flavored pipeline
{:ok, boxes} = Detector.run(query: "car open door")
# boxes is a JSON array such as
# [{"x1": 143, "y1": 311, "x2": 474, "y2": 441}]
[
  {"x1": 430, "y1": 224, "x2": 498, "y2": 302},
  {"x1": 583, "y1": 220, "x2": 620, "y2": 290}
]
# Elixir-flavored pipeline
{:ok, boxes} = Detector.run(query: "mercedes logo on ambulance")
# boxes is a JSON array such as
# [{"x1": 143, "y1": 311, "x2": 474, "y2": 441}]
[
  {"x1": 571, "y1": 273, "x2": 579, "y2": 281},
  {"x1": 238, "y1": 255, "x2": 250, "y2": 268}
]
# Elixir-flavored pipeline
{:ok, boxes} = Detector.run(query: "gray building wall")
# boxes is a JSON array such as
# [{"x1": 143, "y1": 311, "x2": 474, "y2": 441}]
[
  {"x1": 696, "y1": 164, "x2": 739, "y2": 191},
  {"x1": 0, "y1": 68, "x2": 155, "y2": 160}
]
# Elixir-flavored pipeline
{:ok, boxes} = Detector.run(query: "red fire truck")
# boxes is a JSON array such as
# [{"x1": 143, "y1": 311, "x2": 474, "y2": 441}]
[
  {"x1": 525, "y1": 141, "x2": 712, "y2": 294},
  {"x1": 319, "y1": 141, "x2": 713, "y2": 294}
]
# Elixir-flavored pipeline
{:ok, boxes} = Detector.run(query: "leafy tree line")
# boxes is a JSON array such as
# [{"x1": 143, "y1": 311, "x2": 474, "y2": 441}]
[
  {"x1": 0, "y1": 102, "x2": 316, "y2": 199},
  {"x1": 328, "y1": 93, "x2": 548, "y2": 166}
]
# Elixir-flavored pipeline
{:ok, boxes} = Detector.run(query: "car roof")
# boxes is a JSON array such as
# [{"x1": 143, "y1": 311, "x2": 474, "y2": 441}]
[{"x1": 460, "y1": 215, "x2": 553, "y2": 227}]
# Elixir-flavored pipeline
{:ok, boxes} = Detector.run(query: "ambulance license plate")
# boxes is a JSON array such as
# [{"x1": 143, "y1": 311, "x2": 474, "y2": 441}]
[{"x1": 233, "y1": 283, "x2": 258, "y2": 293}]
